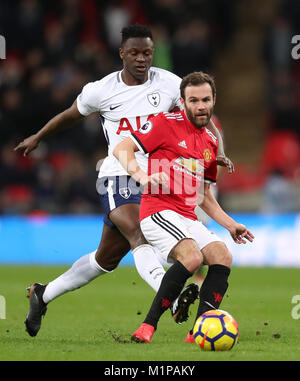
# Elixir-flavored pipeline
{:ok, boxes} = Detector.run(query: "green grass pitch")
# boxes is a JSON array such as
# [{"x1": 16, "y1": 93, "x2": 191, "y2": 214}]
[{"x1": 0, "y1": 265, "x2": 300, "y2": 361}]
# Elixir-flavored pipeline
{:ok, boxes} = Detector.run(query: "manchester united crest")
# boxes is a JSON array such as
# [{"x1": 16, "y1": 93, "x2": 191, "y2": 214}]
[{"x1": 203, "y1": 148, "x2": 212, "y2": 162}]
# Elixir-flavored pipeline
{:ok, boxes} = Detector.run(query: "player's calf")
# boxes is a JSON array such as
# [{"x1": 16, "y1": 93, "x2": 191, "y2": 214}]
[
  {"x1": 142, "y1": 261, "x2": 193, "y2": 332},
  {"x1": 196, "y1": 264, "x2": 231, "y2": 320}
]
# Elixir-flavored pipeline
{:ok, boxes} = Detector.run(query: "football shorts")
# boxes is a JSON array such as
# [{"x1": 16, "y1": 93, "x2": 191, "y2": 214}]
[
  {"x1": 97, "y1": 175, "x2": 142, "y2": 227},
  {"x1": 140, "y1": 209, "x2": 223, "y2": 263}
]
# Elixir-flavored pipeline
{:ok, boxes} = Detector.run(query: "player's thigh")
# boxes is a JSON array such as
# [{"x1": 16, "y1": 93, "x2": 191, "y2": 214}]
[
  {"x1": 140, "y1": 210, "x2": 195, "y2": 264},
  {"x1": 95, "y1": 223, "x2": 131, "y2": 271},
  {"x1": 186, "y1": 218, "x2": 223, "y2": 253},
  {"x1": 97, "y1": 175, "x2": 144, "y2": 248},
  {"x1": 187, "y1": 219, "x2": 231, "y2": 266},
  {"x1": 110, "y1": 203, "x2": 146, "y2": 248}
]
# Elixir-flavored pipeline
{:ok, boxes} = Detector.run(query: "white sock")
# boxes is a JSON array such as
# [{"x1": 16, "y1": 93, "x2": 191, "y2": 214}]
[
  {"x1": 154, "y1": 247, "x2": 171, "y2": 268},
  {"x1": 132, "y1": 244, "x2": 166, "y2": 292},
  {"x1": 42, "y1": 251, "x2": 110, "y2": 303}
]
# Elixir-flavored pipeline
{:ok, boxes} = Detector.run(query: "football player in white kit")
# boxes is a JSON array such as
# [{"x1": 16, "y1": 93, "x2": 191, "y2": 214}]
[{"x1": 14, "y1": 25, "x2": 233, "y2": 337}]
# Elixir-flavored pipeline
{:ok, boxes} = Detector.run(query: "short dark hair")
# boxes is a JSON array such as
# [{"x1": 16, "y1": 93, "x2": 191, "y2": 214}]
[
  {"x1": 180, "y1": 71, "x2": 216, "y2": 99},
  {"x1": 121, "y1": 24, "x2": 153, "y2": 46}
]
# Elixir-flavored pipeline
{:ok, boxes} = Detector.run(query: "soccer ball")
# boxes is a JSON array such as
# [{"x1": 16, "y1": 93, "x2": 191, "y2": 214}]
[{"x1": 193, "y1": 309, "x2": 239, "y2": 351}]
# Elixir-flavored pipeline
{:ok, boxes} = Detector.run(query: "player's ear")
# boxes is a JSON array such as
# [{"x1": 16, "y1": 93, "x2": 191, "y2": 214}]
[
  {"x1": 119, "y1": 47, "x2": 124, "y2": 60},
  {"x1": 213, "y1": 95, "x2": 216, "y2": 105},
  {"x1": 180, "y1": 97, "x2": 185, "y2": 107}
]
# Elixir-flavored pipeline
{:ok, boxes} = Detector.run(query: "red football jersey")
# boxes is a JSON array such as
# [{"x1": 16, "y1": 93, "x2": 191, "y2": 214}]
[{"x1": 131, "y1": 110, "x2": 218, "y2": 221}]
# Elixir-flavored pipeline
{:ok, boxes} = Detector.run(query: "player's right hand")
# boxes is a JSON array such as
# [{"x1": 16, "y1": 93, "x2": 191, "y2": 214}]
[
  {"x1": 141, "y1": 172, "x2": 169, "y2": 187},
  {"x1": 14, "y1": 134, "x2": 40, "y2": 156}
]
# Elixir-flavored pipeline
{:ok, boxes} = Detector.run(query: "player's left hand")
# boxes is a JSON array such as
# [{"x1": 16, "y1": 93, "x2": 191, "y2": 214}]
[
  {"x1": 229, "y1": 223, "x2": 254, "y2": 244},
  {"x1": 217, "y1": 155, "x2": 234, "y2": 174}
]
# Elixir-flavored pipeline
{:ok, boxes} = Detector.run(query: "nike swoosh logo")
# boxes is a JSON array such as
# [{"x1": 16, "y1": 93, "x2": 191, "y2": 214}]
[
  {"x1": 110, "y1": 104, "x2": 122, "y2": 110},
  {"x1": 149, "y1": 267, "x2": 162, "y2": 275},
  {"x1": 200, "y1": 329, "x2": 210, "y2": 348}
]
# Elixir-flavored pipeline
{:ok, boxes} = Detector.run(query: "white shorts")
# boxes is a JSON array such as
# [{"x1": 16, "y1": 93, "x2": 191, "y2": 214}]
[{"x1": 140, "y1": 209, "x2": 223, "y2": 264}]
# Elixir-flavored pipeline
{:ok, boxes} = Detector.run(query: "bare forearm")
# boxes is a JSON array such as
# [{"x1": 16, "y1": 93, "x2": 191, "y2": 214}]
[
  {"x1": 207, "y1": 119, "x2": 224, "y2": 157},
  {"x1": 207, "y1": 119, "x2": 234, "y2": 173},
  {"x1": 35, "y1": 103, "x2": 83, "y2": 142},
  {"x1": 200, "y1": 185, "x2": 254, "y2": 244},
  {"x1": 200, "y1": 189, "x2": 235, "y2": 230},
  {"x1": 113, "y1": 139, "x2": 147, "y2": 184},
  {"x1": 14, "y1": 100, "x2": 84, "y2": 156}
]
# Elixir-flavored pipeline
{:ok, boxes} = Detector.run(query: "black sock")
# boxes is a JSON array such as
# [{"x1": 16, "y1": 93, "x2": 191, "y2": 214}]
[
  {"x1": 194, "y1": 264, "x2": 231, "y2": 326},
  {"x1": 144, "y1": 260, "x2": 193, "y2": 330}
]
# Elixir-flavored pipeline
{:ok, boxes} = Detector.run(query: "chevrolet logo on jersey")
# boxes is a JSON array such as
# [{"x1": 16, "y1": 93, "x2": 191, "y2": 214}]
[{"x1": 173, "y1": 157, "x2": 205, "y2": 180}]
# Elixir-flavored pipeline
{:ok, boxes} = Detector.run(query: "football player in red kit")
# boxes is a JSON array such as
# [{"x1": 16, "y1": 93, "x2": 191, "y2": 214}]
[{"x1": 114, "y1": 71, "x2": 254, "y2": 343}]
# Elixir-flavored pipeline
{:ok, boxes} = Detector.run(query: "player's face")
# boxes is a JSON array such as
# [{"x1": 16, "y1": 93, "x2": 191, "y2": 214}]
[
  {"x1": 119, "y1": 37, "x2": 154, "y2": 85},
  {"x1": 181, "y1": 84, "x2": 215, "y2": 128}
]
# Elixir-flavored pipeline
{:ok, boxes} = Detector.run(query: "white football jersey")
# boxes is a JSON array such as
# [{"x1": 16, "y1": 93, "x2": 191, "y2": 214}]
[{"x1": 76, "y1": 67, "x2": 182, "y2": 178}]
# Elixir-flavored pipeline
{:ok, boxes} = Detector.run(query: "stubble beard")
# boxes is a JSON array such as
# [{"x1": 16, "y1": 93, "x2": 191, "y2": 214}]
[{"x1": 185, "y1": 105, "x2": 213, "y2": 129}]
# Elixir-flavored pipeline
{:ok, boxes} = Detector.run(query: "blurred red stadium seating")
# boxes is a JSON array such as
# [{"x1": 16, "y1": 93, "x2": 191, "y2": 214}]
[
  {"x1": 48, "y1": 152, "x2": 69, "y2": 172},
  {"x1": 218, "y1": 130, "x2": 300, "y2": 193},
  {"x1": 2, "y1": 184, "x2": 34, "y2": 204},
  {"x1": 260, "y1": 130, "x2": 300, "y2": 179},
  {"x1": 218, "y1": 164, "x2": 265, "y2": 193}
]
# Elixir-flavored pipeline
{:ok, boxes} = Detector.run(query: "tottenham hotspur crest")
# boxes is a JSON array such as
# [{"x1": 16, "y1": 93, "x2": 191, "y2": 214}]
[
  {"x1": 119, "y1": 187, "x2": 131, "y2": 199},
  {"x1": 147, "y1": 92, "x2": 160, "y2": 107}
]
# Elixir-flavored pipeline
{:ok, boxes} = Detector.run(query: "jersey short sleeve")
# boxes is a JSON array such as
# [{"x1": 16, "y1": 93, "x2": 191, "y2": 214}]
[
  {"x1": 76, "y1": 82, "x2": 101, "y2": 116},
  {"x1": 153, "y1": 67, "x2": 182, "y2": 112},
  {"x1": 130, "y1": 113, "x2": 167, "y2": 154},
  {"x1": 167, "y1": 72, "x2": 182, "y2": 111}
]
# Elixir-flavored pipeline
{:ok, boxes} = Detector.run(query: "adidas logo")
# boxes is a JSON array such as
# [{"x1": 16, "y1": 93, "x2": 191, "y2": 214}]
[{"x1": 178, "y1": 140, "x2": 187, "y2": 149}]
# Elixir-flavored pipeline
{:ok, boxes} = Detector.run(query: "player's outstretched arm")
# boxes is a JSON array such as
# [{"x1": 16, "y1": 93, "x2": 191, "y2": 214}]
[
  {"x1": 207, "y1": 119, "x2": 234, "y2": 174},
  {"x1": 14, "y1": 100, "x2": 84, "y2": 156},
  {"x1": 199, "y1": 183, "x2": 254, "y2": 244}
]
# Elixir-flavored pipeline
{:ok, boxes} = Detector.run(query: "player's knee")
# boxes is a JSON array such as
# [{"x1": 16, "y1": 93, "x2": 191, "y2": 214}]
[
  {"x1": 222, "y1": 250, "x2": 232, "y2": 267},
  {"x1": 127, "y1": 228, "x2": 147, "y2": 249},
  {"x1": 224, "y1": 249, "x2": 233, "y2": 267},
  {"x1": 174, "y1": 239, "x2": 203, "y2": 273},
  {"x1": 185, "y1": 251, "x2": 203, "y2": 273},
  {"x1": 203, "y1": 242, "x2": 232, "y2": 268},
  {"x1": 215, "y1": 243, "x2": 232, "y2": 268},
  {"x1": 112, "y1": 218, "x2": 145, "y2": 249}
]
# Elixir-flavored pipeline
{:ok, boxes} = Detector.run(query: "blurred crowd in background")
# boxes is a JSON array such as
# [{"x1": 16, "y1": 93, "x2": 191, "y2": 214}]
[
  {"x1": 261, "y1": 0, "x2": 300, "y2": 213},
  {"x1": 0, "y1": 0, "x2": 299, "y2": 215}
]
